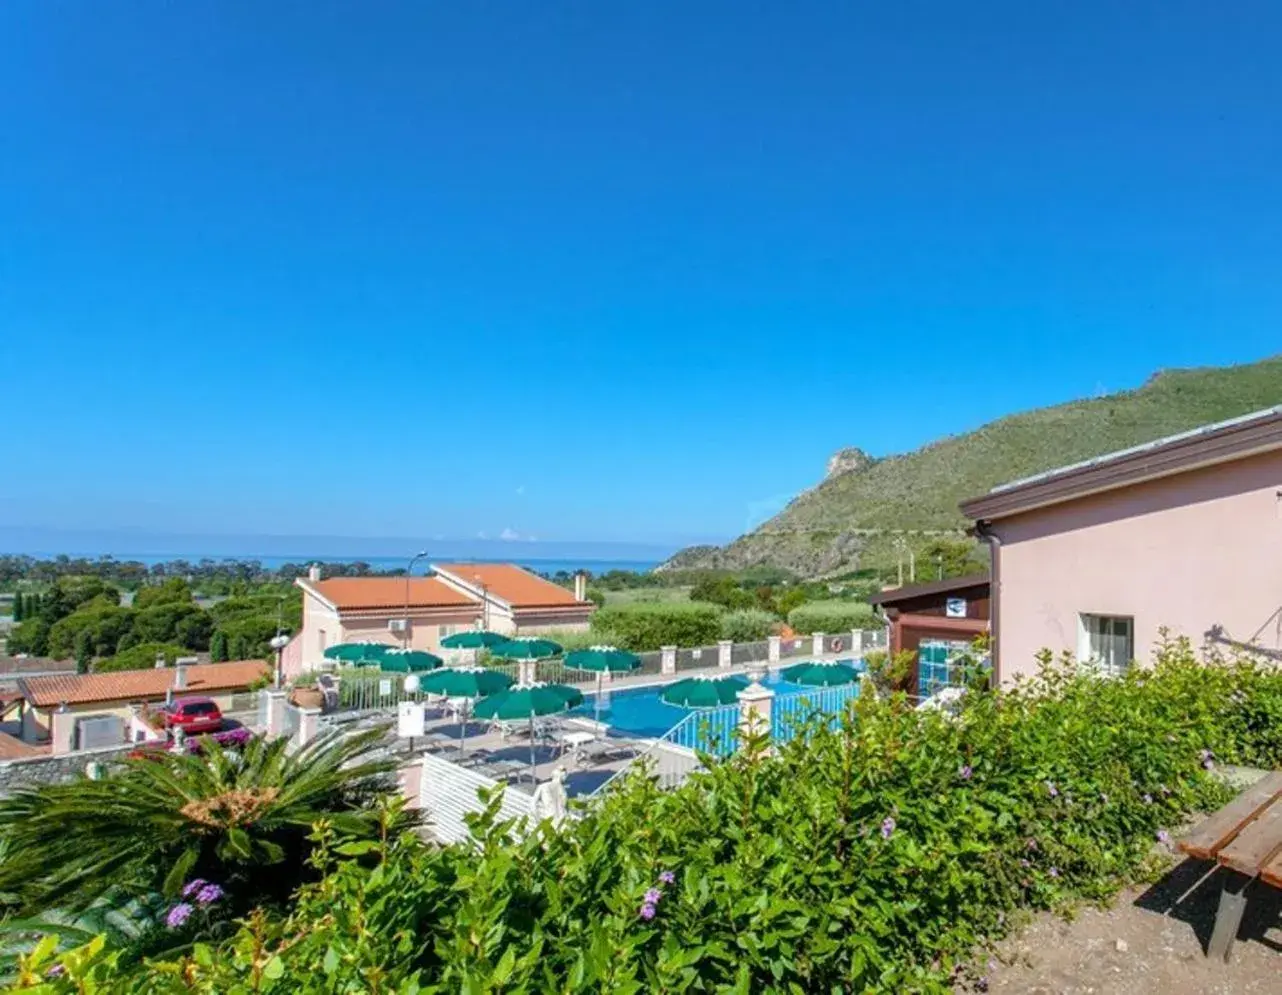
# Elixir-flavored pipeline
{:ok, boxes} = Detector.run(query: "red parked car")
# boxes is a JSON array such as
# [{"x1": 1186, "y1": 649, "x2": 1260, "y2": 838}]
[{"x1": 161, "y1": 696, "x2": 224, "y2": 736}]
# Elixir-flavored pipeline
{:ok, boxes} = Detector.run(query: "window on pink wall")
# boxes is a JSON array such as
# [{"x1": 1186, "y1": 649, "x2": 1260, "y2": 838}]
[{"x1": 1077, "y1": 615, "x2": 1134, "y2": 677}]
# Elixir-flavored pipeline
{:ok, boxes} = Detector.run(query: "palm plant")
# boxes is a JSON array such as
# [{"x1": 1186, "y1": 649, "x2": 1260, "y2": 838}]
[{"x1": 0, "y1": 727, "x2": 401, "y2": 917}]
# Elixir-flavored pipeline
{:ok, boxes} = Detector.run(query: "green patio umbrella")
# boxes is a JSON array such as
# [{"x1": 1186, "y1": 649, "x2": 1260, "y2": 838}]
[
  {"x1": 780, "y1": 661, "x2": 862, "y2": 687},
  {"x1": 420, "y1": 667, "x2": 515, "y2": 753},
  {"x1": 440, "y1": 629, "x2": 510, "y2": 665},
  {"x1": 491, "y1": 638, "x2": 564, "y2": 685},
  {"x1": 660, "y1": 675, "x2": 749, "y2": 709},
  {"x1": 491, "y1": 638, "x2": 564, "y2": 660},
  {"x1": 565, "y1": 646, "x2": 641, "y2": 724},
  {"x1": 323, "y1": 642, "x2": 392, "y2": 665},
  {"x1": 471, "y1": 682, "x2": 585, "y2": 782},
  {"x1": 379, "y1": 649, "x2": 444, "y2": 673}
]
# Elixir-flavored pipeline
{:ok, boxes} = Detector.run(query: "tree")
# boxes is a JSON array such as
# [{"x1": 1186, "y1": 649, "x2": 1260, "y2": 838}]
[
  {"x1": 689, "y1": 576, "x2": 755, "y2": 611},
  {"x1": 73, "y1": 629, "x2": 93, "y2": 675},
  {"x1": 209, "y1": 630, "x2": 229, "y2": 663},
  {"x1": 94, "y1": 642, "x2": 186, "y2": 673},
  {"x1": 0, "y1": 729, "x2": 400, "y2": 917},
  {"x1": 11, "y1": 593, "x2": 21, "y2": 622},
  {"x1": 133, "y1": 578, "x2": 193, "y2": 611}
]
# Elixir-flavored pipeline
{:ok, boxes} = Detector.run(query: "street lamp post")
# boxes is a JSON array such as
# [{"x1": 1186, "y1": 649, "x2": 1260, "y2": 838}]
[{"x1": 404, "y1": 550, "x2": 429, "y2": 649}]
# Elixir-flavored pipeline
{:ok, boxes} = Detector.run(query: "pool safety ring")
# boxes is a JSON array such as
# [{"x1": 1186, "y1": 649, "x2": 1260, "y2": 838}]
[{"x1": 832, "y1": 638, "x2": 843, "y2": 653}]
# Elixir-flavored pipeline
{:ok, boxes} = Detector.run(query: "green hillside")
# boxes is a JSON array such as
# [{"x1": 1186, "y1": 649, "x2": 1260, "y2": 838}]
[{"x1": 664, "y1": 354, "x2": 1282, "y2": 578}]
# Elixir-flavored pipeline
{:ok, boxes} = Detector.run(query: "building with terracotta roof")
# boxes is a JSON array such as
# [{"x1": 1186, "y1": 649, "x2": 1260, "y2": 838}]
[
  {"x1": 961, "y1": 406, "x2": 1282, "y2": 683},
  {"x1": 294, "y1": 563, "x2": 595, "y2": 671},
  {"x1": 15, "y1": 659, "x2": 268, "y2": 754},
  {"x1": 432, "y1": 563, "x2": 595, "y2": 634}
]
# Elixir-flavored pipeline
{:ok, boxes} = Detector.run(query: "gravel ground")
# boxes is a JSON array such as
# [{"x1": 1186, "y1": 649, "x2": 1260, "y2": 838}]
[{"x1": 977, "y1": 860, "x2": 1282, "y2": 994}]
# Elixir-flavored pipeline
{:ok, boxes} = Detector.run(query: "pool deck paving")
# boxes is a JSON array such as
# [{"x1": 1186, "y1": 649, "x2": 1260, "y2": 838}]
[{"x1": 330, "y1": 657, "x2": 831, "y2": 798}]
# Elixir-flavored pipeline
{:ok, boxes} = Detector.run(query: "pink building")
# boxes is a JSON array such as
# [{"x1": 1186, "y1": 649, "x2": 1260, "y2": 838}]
[
  {"x1": 294, "y1": 563, "x2": 595, "y2": 671},
  {"x1": 961, "y1": 406, "x2": 1282, "y2": 683}
]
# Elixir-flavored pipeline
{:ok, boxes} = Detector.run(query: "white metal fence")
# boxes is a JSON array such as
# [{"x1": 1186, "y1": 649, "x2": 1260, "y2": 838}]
[{"x1": 418, "y1": 752, "x2": 534, "y2": 845}]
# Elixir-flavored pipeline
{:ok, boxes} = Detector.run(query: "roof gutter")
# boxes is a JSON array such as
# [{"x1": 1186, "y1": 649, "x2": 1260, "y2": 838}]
[{"x1": 973, "y1": 521, "x2": 1001, "y2": 685}]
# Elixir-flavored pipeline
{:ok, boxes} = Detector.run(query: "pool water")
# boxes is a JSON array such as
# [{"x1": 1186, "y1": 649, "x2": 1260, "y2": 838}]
[{"x1": 573, "y1": 663, "x2": 862, "y2": 739}]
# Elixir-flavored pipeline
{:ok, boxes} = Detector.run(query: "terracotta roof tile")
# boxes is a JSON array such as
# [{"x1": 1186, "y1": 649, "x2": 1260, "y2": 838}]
[
  {"x1": 0, "y1": 733, "x2": 48, "y2": 760},
  {"x1": 433, "y1": 563, "x2": 587, "y2": 608},
  {"x1": 19, "y1": 660, "x2": 269, "y2": 709},
  {"x1": 310, "y1": 577, "x2": 478, "y2": 612}
]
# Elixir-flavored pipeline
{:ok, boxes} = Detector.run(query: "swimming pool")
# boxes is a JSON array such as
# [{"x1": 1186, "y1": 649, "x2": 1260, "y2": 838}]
[{"x1": 573, "y1": 662, "x2": 865, "y2": 741}]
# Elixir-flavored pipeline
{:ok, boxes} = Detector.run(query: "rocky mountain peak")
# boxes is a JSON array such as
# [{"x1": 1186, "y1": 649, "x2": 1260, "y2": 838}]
[{"x1": 826, "y1": 447, "x2": 874, "y2": 479}]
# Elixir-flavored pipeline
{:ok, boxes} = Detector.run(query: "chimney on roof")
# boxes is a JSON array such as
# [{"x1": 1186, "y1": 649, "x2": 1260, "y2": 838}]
[
  {"x1": 154, "y1": 653, "x2": 167, "y2": 669},
  {"x1": 308, "y1": 563, "x2": 322, "y2": 582},
  {"x1": 573, "y1": 570, "x2": 587, "y2": 602},
  {"x1": 174, "y1": 657, "x2": 196, "y2": 691}
]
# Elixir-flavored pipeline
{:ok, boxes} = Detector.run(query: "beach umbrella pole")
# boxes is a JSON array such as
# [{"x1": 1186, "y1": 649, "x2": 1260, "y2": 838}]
[
  {"x1": 594, "y1": 672, "x2": 603, "y2": 725},
  {"x1": 528, "y1": 711, "x2": 536, "y2": 783}
]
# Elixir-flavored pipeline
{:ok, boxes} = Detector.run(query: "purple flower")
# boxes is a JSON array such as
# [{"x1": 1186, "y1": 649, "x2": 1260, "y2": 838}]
[
  {"x1": 1203, "y1": 757, "x2": 1215, "y2": 770},
  {"x1": 196, "y1": 883, "x2": 224, "y2": 906},
  {"x1": 45, "y1": 965, "x2": 66, "y2": 979},
  {"x1": 1199, "y1": 749, "x2": 1214, "y2": 761},
  {"x1": 181, "y1": 879, "x2": 207, "y2": 899},
  {"x1": 1049, "y1": 866, "x2": 1060, "y2": 878},
  {"x1": 1019, "y1": 858, "x2": 1030, "y2": 868},
  {"x1": 959, "y1": 765, "x2": 973, "y2": 780},
  {"x1": 1156, "y1": 830, "x2": 1171, "y2": 844},
  {"x1": 166, "y1": 903, "x2": 194, "y2": 929},
  {"x1": 639, "y1": 902, "x2": 657, "y2": 921},
  {"x1": 880, "y1": 816, "x2": 896, "y2": 840},
  {"x1": 643, "y1": 888, "x2": 662, "y2": 905},
  {"x1": 976, "y1": 977, "x2": 990, "y2": 993},
  {"x1": 658, "y1": 870, "x2": 675, "y2": 885},
  {"x1": 1045, "y1": 781, "x2": 1059, "y2": 798}
]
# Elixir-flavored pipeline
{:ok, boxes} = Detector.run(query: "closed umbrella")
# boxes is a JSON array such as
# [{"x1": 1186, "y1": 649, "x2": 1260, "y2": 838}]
[
  {"x1": 379, "y1": 649, "x2": 444, "y2": 673},
  {"x1": 323, "y1": 642, "x2": 392, "y2": 665},
  {"x1": 565, "y1": 646, "x2": 641, "y2": 724},
  {"x1": 472, "y1": 683, "x2": 585, "y2": 783},
  {"x1": 420, "y1": 667, "x2": 515, "y2": 753},
  {"x1": 780, "y1": 661, "x2": 862, "y2": 687},
  {"x1": 660, "y1": 675, "x2": 749, "y2": 709}
]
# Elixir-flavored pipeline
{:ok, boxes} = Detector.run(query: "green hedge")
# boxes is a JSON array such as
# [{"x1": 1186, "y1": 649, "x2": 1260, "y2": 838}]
[
  {"x1": 787, "y1": 599, "x2": 879, "y2": 634},
  {"x1": 46, "y1": 639, "x2": 1282, "y2": 991},
  {"x1": 590, "y1": 601, "x2": 724, "y2": 651},
  {"x1": 718, "y1": 608, "x2": 777, "y2": 642}
]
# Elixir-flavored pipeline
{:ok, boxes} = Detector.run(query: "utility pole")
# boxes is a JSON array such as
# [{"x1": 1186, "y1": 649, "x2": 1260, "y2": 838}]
[{"x1": 404, "y1": 551, "x2": 429, "y2": 650}]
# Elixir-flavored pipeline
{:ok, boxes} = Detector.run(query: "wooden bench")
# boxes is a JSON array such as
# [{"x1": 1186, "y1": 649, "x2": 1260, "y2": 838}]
[{"x1": 1177, "y1": 771, "x2": 1282, "y2": 961}]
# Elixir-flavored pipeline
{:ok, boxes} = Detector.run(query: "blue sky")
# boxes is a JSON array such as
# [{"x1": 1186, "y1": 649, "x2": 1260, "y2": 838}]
[{"x1": 3, "y1": 2, "x2": 1281, "y2": 553}]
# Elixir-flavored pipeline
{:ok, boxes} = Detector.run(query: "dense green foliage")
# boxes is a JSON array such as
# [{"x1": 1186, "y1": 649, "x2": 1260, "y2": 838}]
[
  {"x1": 19, "y1": 641, "x2": 1282, "y2": 992},
  {"x1": 5, "y1": 575, "x2": 300, "y2": 668},
  {"x1": 92, "y1": 643, "x2": 190, "y2": 674},
  {"x1": 0, "y1": 556, "x2": 406, "y2": 594},
  {"x1": 668, "y1": 354, "x2": 1282, "y2": 577},
  {"x1": 787, "y1": 599, "x2": 879, "y2": 634},
  {"x1": 590, "y1": 602, "x2": 724, "y2": 651},
  {"x1": 0, "y1": 729, "x2": 398, "y2": 920},
  {"x1": 718, "y1": 608, "x2": 777, "y2": 642}
]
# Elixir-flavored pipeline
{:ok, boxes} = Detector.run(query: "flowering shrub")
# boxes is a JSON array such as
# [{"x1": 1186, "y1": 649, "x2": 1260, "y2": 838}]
[{"x1": 15, "y1": 639, "x2": 1282, "y2": 993}]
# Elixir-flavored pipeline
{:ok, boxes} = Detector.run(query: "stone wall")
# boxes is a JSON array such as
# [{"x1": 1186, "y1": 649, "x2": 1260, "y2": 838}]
[{"x1": 0, "y1": 743, "x2": 141, "y2": 795}]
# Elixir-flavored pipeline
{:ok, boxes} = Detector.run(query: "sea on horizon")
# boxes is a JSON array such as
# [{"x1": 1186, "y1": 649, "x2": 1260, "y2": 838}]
[{"x1": 14, "y1": 552, "x2": 660, "y2": 577}]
